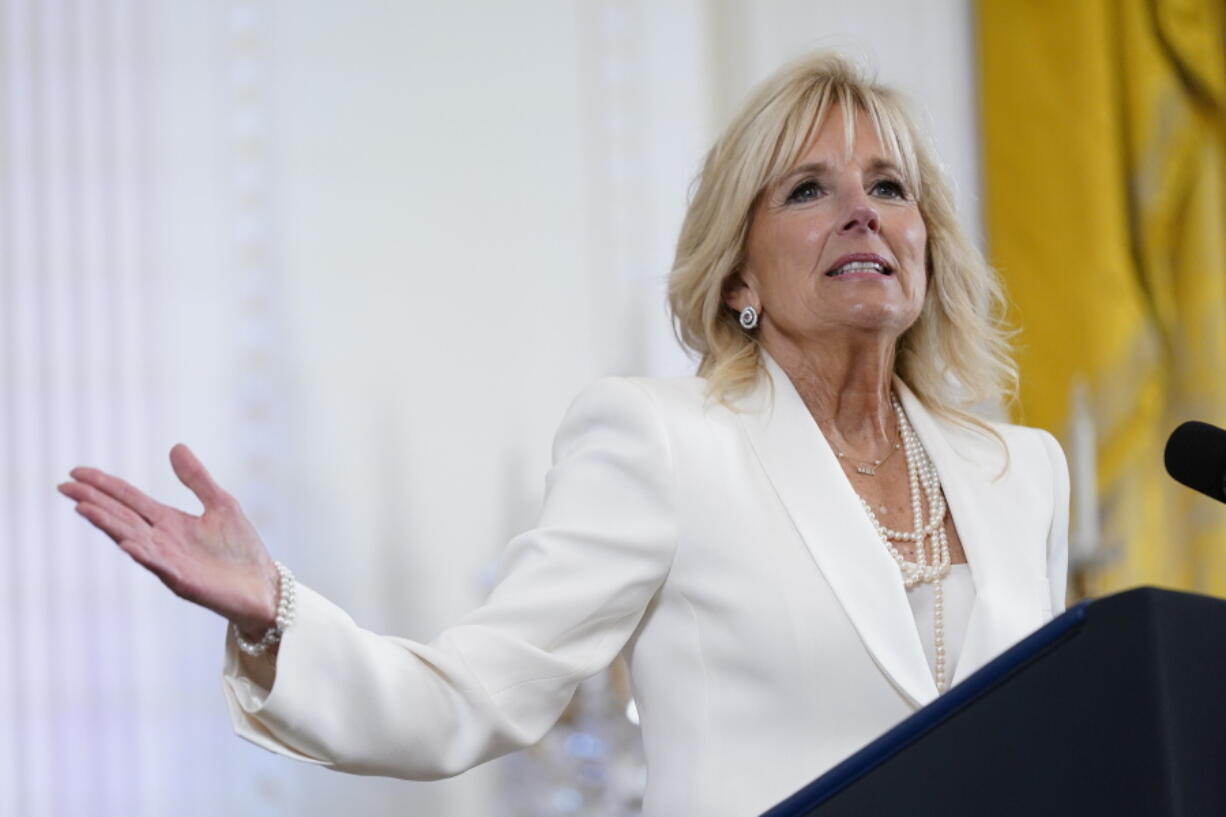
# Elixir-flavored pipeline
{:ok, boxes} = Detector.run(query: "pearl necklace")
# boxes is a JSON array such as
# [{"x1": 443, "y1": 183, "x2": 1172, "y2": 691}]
[{"x1": 855, "y1": 397, "x2": 952, "y2": 692}]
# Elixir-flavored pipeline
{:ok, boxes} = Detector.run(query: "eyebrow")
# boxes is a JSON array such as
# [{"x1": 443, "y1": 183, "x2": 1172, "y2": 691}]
[{"x1": 778, "y1": 157, "x2": 906, "y2": 187}]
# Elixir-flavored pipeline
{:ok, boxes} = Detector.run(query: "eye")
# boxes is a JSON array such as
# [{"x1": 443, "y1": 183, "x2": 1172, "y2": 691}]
[
  {"x1": 786, "y1": 180, "x2": 823, "y2": 204},
  {"x1": 870, "y1": 178, "x2": 908, "y2": 199}
]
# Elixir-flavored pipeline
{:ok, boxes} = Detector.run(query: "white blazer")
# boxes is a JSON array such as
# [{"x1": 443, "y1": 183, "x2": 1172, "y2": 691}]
[{"x1": 223, "y1": 354, "x2": 1069, "y2": 817}]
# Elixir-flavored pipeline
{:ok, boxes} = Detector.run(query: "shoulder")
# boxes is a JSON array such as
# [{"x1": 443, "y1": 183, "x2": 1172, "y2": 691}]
[
  {"x1": 1016, "y1": 424, "x2": 1069, "y2": 497},
  {"x1": 551, "y1": 374, "x2": 708, "y2": 461},
  {"x1": 927, "y1": 405, "x2": 1066, "y2": 480},
  {"x1": 992, "y1": 420, "x2": 1065, "y2": 469},
  {"x1": 563, "y1": 374, "x2": 710, "y2": 423},
  {"x1": 962, "y1": 416, "x2": 1068, "y2": 486},
  {"x1": 554, "y1": 374, "x2": 733, "y2": 470}
]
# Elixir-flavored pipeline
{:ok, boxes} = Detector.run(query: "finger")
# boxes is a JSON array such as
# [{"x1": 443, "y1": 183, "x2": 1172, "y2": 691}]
[
  {"x1": 169, "y1": 443, "x2": 231, "y2": 511},
  {"x1": 116, "y1": 537, "x2": 153, "y2": 568},
  {"x1": 74, "y1": 501, "x2": 146, "y2": 546},
  {"x1": 67, "y1": 466, "x2": 169, "y2": 524},
  {"x1": 59, "y1": 481, "x2": 152, "y2": 532}
]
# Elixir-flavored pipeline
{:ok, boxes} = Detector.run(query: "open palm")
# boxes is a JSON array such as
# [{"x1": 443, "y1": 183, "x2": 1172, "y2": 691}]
[{"x1": 58, "y1": 443, "x2": 279, "y2": 637}]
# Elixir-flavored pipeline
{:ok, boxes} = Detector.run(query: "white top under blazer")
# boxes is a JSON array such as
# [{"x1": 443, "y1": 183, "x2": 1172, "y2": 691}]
[
  {"x1": 909, "y1": 563, "x2": 975, "y2": 677},
  {"x1": 223, "y1": 354, "x2": 1070, "y2": 817}
]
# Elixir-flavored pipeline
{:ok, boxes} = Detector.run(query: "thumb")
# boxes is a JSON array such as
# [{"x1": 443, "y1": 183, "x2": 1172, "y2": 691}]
[{"x1": 169, "y1": 443, "x2": 230, "y2": 510}]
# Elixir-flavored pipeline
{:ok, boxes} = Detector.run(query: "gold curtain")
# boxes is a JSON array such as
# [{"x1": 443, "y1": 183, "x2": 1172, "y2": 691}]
[{"x1": 978, "y1": 0, "x2": 1226, "y2": 598}]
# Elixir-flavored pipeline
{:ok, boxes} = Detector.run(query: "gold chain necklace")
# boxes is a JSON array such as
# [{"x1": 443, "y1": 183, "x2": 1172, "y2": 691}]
[
  {"x1": 827, "y1": 402, "x2": 902, "y2": 476},
  {"x1": 833, "y1": 438, "x2": 901, "y2": 476}
]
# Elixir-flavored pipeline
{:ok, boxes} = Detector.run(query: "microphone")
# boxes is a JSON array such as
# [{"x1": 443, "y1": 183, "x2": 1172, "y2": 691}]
[{"x1": 1164, "y1": 421, "x2": 1226, "y2": 503}]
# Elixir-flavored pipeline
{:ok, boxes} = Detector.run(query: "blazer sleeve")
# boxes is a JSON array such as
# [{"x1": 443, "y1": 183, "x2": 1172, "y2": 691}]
[
  {"x1": 221, "y1": 376, "x2": 678, "y2": 779},
  {"x1": 1036, "y1": 428, "x2": 1070, "y2": 614}
]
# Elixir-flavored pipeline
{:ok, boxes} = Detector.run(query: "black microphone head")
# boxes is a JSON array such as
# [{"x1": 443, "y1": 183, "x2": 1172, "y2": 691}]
[{"x1": 1164, "y1": 421, "x2": 1226, "y2": 502}]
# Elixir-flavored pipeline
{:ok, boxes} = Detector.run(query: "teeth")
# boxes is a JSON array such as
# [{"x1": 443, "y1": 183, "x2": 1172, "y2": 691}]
[{"x1": 830, "y1": 260, "x2": 887, "y2": 276}]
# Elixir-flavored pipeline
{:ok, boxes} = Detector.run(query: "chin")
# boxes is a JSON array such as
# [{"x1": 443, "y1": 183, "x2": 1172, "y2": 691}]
[{"x1": 843, "y1": 302, "x2": 909, "y2": 329}]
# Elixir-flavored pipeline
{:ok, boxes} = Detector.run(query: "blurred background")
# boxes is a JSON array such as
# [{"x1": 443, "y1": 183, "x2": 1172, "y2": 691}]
[{"x1": 1, "y1": 0, "x2": 1222, "y2": 815}]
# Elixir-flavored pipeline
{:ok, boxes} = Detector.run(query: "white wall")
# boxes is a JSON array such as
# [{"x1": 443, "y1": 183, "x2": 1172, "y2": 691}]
[{"x1": 2, "y1": 2, "x2": 981, "y2": 814}]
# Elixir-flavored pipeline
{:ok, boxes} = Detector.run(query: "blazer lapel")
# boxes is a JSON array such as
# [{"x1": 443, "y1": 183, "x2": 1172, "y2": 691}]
[
  {"x1": 735, "y1": 355, "x2": 939, "y2": 707},
  {"x1": 895, "y1": 381, "x2": 1047, "y2": 686}
]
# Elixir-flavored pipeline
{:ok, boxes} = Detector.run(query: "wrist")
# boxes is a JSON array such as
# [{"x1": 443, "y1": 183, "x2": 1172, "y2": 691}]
[
  {"x1": 234, "y1": 561, "x2": 296, "y2": 656},
  {"x1": 235, "y1": 564, "x2": 280, "y2": 639}
]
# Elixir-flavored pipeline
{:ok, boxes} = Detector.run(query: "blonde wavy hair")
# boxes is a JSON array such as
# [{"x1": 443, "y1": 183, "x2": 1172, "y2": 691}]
[{"x1": 669, "y1": 52, "x2": 1016, "y2": 429}]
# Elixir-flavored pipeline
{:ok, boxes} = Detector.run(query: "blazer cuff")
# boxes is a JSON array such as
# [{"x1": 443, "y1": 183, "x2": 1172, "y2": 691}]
[{"x1": 221, "y1": 582, "x2": 334, "y2": 765}]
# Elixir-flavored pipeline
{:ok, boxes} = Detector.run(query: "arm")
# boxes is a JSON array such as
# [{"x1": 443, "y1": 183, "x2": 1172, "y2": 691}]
[
  {"x1": 1037, "y1": 429, "x2": 1071, "y2": 613},
  {"x1": 224, "y1": 376, "x2": 678, "y2": 778}
]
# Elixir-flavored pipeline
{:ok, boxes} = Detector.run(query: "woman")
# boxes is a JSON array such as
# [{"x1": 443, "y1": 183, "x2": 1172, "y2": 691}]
[{"x1": 58, "y1": 53, "x2": 1068, "y2": 816}]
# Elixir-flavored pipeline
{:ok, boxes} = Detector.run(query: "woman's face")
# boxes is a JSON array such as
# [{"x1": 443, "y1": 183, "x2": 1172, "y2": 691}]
[{"x1": 729, "y1": 104, "x2": 928, "y2": 345}]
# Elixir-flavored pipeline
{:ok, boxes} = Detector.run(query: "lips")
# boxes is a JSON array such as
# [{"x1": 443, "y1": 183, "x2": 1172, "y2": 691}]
[{"x1": 825, "y1": 253, "x2": 894, "y2": 277}]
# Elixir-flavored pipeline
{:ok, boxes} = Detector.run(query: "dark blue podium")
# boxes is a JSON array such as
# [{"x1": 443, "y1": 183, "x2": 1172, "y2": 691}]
[{"x1": 762, "y1": 587, "x2": 1226, "y2": 816}]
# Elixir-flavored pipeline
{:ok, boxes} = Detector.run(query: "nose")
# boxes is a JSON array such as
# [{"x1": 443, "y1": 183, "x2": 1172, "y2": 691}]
[{"x1": 838, "y1": 201, "x2": 880, "y2": 234}]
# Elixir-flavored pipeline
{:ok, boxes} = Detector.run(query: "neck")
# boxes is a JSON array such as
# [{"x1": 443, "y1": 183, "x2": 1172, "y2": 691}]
[{"x1": 760, "y1": 329, "x2": 898, "y2": 454}]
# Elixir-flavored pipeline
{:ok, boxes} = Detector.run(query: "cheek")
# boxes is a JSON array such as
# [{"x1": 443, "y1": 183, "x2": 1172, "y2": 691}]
[
  {"x1": 747, "y1": 220, "x2": 822, "y2": 298},
  {"x1": 902, "y1": 219, "x2": 927, "y2": 264},
  {"x1": 900, "y1": 219, "x2": 928, "y2": 298},
  {"x1": 897, "y1": 217, "x2": 928, "y2": 307},
  {"x1": 914, "y1": 269, "x2": 928, "y2": 307},
  {"x1": 778, "y1": 225, "x2": 827, "y2": 294}
]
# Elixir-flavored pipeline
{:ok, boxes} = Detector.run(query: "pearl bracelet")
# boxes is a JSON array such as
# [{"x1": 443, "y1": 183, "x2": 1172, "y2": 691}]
[{"x1": 234, "y1": 561, "x2": 296, "y2": 657}]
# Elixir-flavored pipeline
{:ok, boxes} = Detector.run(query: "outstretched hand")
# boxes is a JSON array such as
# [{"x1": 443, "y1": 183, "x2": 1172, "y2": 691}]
[{"x1": 58, "y1": 443, "x2": 279, "y2": 639}]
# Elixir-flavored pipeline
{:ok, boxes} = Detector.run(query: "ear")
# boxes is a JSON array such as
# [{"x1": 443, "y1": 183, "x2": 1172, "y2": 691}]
[{"x1": 722, "y1": 270, "x2": 757, "y2": 313}]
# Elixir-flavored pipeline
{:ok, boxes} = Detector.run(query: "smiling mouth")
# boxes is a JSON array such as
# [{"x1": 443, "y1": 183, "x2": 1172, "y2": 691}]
[{"x1": 826, "y1": 260, "x2": 894, "y2": 277}]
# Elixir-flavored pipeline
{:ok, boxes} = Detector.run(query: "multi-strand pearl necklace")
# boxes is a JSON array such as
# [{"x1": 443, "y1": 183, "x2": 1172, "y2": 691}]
[{"x1": 853, "y1": 397, "x2": 953, "y2": 692}]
